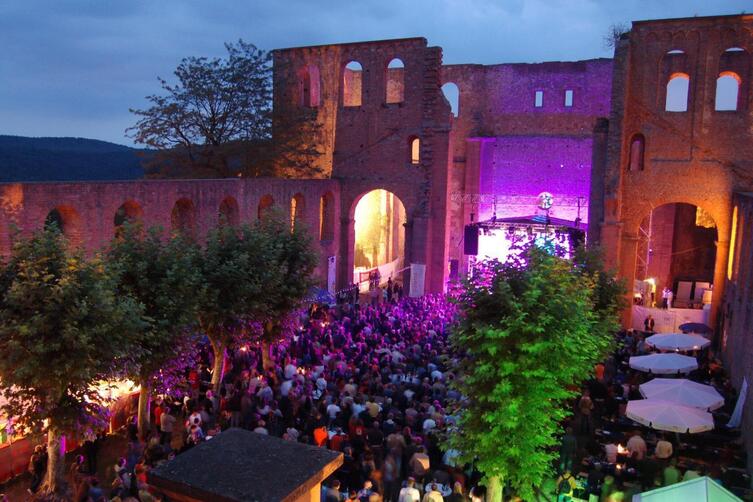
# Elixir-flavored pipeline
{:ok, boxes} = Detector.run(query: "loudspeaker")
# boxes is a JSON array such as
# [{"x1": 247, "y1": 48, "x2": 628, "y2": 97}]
[{"x1": 464, "y1": 225, "x2": 479, "y2": 255}]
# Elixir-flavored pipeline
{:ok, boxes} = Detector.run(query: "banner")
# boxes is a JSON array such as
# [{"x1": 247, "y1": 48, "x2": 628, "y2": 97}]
[
  {"x1": 409, "y1": 263, "x2": 425, "y2": 298},
  {"x1": 327, "y1": 256, "x2": 336, "y2": 294}
]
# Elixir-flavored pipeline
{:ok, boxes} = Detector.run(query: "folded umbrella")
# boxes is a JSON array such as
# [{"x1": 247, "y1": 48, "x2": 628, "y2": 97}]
[{"x1": 678, "y1": 322, "x2": 712, "y2": 335}]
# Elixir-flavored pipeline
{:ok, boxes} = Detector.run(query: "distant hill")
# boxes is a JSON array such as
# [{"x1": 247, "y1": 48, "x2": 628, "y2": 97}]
[{"x1": 0, "y1": 135, "x2": 148, "y2": 182}]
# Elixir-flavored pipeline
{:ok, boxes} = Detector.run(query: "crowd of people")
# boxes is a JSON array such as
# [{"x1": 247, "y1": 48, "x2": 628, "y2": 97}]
[
  {"x1": 554, "y1": 328, "x2": 745, "y2": 501},
  {"x1": 58, "y1": 288, "x2": 496, "y2": 502},
  {"x1": 23, "y1": 283, "x2": 747, "y2": 501}
]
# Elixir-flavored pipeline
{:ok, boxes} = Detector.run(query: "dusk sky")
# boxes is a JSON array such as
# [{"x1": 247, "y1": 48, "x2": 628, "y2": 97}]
[{"x1": 0, "y1": 0, "x2": 749, "y2": 146}]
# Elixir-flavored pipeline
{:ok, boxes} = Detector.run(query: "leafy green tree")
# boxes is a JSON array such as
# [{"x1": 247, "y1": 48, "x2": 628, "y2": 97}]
[
  {"x1": 107, "y1": 224, "x2": 203, "y2": 437},
  {"x1": 446, "y1": 247, "x2": 621, "y2": 501},
  {"x1": 255, "y1": 214, "x2": 318, "y2": 369},
  {"x1": 198, "y1": 213, "x2": 316, "y2": 392},
  {"x1": 0, "y1": 228, "x2": 143, "y2": 495}
]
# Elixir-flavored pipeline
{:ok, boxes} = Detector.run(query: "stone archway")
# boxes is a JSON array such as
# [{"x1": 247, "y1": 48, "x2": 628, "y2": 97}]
[
  {"x1": 349, "y1": 189, "x2": 407, "y2": 292},
  {"x1": 620, "y1": 198, "x2": 731, "y2": 330},
  {"x1": 114, "y1": 200, "x2": 144, "y2": 237},
  {"x1": 44, "y1": 205, "x2": 82, "y2": 247}
]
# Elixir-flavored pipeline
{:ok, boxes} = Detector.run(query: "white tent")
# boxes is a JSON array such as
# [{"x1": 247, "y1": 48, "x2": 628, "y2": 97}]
[
  {"x1": 646, "y1": 333, "x2": 710, "y2": 351},
  {"x1": 640, "y1": 378, "x2": 725, "y2": 411},
  {"x1": 629, "y1": 353, "x2": 698, "y2": 374},
  {"x1": 632, "y1": 476, "x2": 741, "y2": 501},
  {"x1": 626, "y1": 399, "x2": 714, "y2": 433}
]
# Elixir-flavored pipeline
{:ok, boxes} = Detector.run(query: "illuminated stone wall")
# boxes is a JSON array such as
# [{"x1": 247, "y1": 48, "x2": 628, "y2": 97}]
[
  {"x1": 0, "y1": 178, "x2": 341, "y2": 282},
  {"x1": 274, "y1": 38, "x2": 453, "y2": 293},
  {"x1": 441, "y1": 58, "x2": 612, "y2": 272},
  {"x1": 591, "y1": 14, "x2": 753, "y2": 329},
  {"x1": 474, "y1": 135, "x2": 594, "y2": 224}
]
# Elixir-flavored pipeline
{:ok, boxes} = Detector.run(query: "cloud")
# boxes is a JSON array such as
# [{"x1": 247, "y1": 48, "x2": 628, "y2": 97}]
[{"x1": 0, "y1": 0, "x2": 749, "y2": 144}]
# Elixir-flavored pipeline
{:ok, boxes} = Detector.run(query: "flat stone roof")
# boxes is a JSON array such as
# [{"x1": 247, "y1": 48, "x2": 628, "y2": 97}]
[{"x1": 148, "y1": 428, "x2": 343, "y2": 502}]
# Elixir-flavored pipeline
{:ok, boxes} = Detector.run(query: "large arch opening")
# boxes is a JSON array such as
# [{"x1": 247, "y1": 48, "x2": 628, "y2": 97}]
[
  {"x1": 171, "y1": 198, "x2": 196, "y2": 239},
  {"x1": 290, "y1": 193, "x2": 305, "y2": 232},
  {"x1": 319, "y1": 191, "x2": 335, "y2": 241},
  {"x1": 633, "y1": 203, "x2": 718, "y2": 328},
  {"x1": 44, "y1": 205, "x2": 82, "y2": 245},
  {"x1": 353, "y1": 189, "x2": 406, "y2": 292},
  {"x1": 114, "y1": 200, "x2": 144, "y2": 236},
  {"x1": 219, "y1": 196, "x2": 240, "y2": 227},
  {"x1": 258, "y1": 194, "x2": 274, "y2": 221}
]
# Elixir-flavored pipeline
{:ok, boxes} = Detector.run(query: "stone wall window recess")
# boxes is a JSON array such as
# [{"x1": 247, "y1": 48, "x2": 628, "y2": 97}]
[
  {"x1": 564, "y1": 89, "x2": 574, "y2": 107},
  {"x1": 343, "y1": 61, "x2": 363, "y2": 107},
  {"x1": 534, "y1": 90, "x2": 544, "y2": 108}
]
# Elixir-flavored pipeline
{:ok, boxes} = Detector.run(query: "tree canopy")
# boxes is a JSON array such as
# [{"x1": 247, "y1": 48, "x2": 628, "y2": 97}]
[
  {"x1": 446, "y1": 246, "x2": 622, "y2": 501},
  {"x1": 127, "y1": 40, "x2": 323, "y2": 178},
  {"x1": 107, "y1": 224, "x2": 203, "y2": 436},
  {"x1": 198, "y1": 213, "x2": 317, "y2": 390},
  {"x1": 0, "y1": 227, "x2": 144, "y2": 494}
]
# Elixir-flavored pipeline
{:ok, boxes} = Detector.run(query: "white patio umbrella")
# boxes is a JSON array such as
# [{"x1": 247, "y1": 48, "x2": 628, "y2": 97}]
[
  {"x1": 629, "y1": 353, "x2": 698, "y2": 374},
  {"x1": 645, "y1": 333, "x2": 710, "y2": 352},
  {"x1": 639, "y1": 378, "x2": 725, "y2": 411},
  {"x1": 626, "y1": 399, "x2": 714, "y2": 433}
]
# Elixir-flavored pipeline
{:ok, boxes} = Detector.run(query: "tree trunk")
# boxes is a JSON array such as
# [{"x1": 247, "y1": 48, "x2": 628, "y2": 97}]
[
  {"x1": 487, "y1": 475, "x2": 504, "y2": 502},
  {"x1": 261, "y1": 339, "x2": 273, "y2": 371},
  {"x1": 211, "y1": 337, "x2": 226, "y2": 394},
  {"x1": 40, "y1": 426, "x2": 65, "y2": 495},
  {"x1": 137, "y1": 378, "x2": 151, "y2": 440}
]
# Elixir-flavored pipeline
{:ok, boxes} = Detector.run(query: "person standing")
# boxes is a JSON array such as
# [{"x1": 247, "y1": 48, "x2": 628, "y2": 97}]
[
  {"x1": 398, "y1": 478, "x2": 421, "y2": 502},
  {"x1": 644, "y1": 315, "x2": 655, "y2": 333},
  {"x1": 578, "y1": 389, "x2": 594, "y2": 434},
  {"x1": 160, "y1": 408, "x2": 176, "y2": 446},
  {"x1": 626, "y1": 431, "x2": 647, "y2": 461}
]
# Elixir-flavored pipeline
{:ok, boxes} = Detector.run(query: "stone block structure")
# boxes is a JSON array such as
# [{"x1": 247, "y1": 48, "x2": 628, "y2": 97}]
[{"x1": 589, "y1": 14, "x2": 753, "y2": 326}]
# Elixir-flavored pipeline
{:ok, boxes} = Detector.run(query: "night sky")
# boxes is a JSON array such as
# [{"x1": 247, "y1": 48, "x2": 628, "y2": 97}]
[{"x1": 0, "y1": 0, "x2": 749, "y2": 146}]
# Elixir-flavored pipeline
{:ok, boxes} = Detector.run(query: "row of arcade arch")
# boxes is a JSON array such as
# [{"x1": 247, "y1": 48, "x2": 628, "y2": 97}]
[
  {"x1": 43, "y1": 192, "x2": 339, "y2": 245},
  {"x1": 41, "y1": 188, "x2": 410, "y2": 292}
]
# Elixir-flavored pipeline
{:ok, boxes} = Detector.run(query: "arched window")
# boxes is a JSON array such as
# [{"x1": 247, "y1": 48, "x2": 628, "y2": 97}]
[
  {"x1": 114, "y1": 200, "x2": 143, "y2": 237},
  {"x1": 44, "y1": 205, "x2": 82, "y2": 247},
  {"x1": 441, "y1": 82, "x2": 459, "y2": 117},
  {"x1": 715, "y1": 72, "x2": 741, "y2": 111},
  {"x1": 408, "y1": 137, "x2": 420, "y2": 165},
  {"x1": 45, "y1": 205, "x2": 82, "y2": 246},
  {"x1": 290, "y1": 193, "x2": 305, "y2": 232},
  {"x1": 628, "y1": 134, "x2": 645, "y2": 172},
  {"x1": 300, "y1": 65, "x2": 320, "y2": 108},
  {"x1": 319, "y1": 191, "x2": 335, "y2": 241},
  {"x1": 665, "y1": 73, "x2": 689, "y2": 112},
  {"x1": 171, "y1": 198, "x2": 196, "y2": 239},
  {"x1": 258, "y1": 195, "x2": 274, "y2": 221},
  {"x1": 219, "y1": 196, "x2": 239, "y2": 226},
  {"x1": 343, "y1": 61, "x2": 363, "y2": 107},
  {"x1": 386, "y1": 58, "x2": 404, "y2": 104}
]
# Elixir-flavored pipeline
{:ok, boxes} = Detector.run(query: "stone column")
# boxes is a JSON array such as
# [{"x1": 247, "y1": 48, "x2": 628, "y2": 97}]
[{"x1": 619, "y1": 230, "x2": 640, "y2": 327}]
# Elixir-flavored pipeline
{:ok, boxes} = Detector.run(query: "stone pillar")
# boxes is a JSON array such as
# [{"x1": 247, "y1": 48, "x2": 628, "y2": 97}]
[
  {"x1": 410, "y1": 215, "x2": 429, "y2": 295},
  {"x1": 337, "y1": 216, "x2": 353, "y2": 290},
  {"x1": 402, "y1": 219, "x2": 413, "y2": 288},
  {"x1": 711, "y1": 239, "x2": 729, "y2": 330},
  {"x1": 588, "y1": 118, "x2": 609, "y2": 244},
  {"x1": 619, "y1": 230, "x2": 640, "y2": 327}
]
